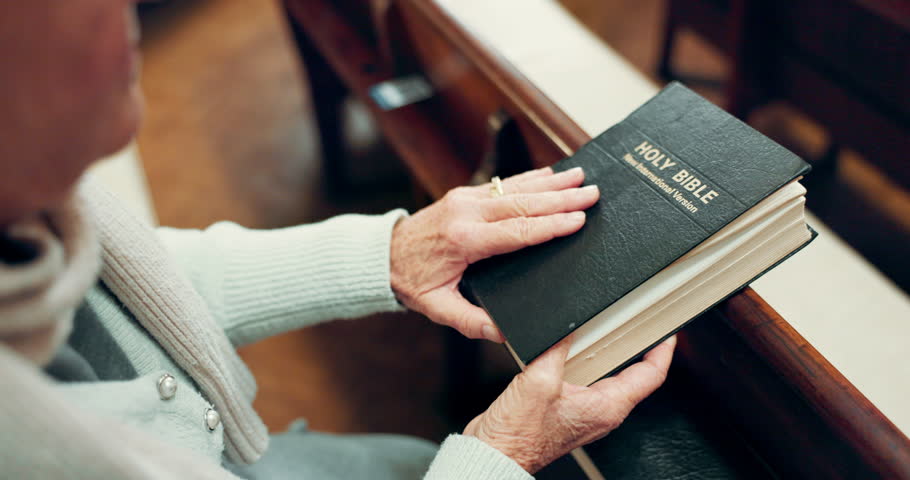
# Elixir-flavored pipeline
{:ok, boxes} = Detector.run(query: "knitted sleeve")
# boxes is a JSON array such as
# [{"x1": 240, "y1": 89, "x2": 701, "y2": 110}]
[
  {"x1": 156, "y1": 210, "x2": 408, "y2": 347},
  {"x1": 423, "y1": 435, "x2": 535, "y2": 480}
]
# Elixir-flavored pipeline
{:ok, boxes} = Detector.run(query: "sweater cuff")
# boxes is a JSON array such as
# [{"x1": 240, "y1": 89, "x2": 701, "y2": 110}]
[
  {"x1": 424, "y1": 435, "x2": 534, "y2": 480},
  {"x1": 210, "y1": 209, "x2": 408, "y2": 346}
]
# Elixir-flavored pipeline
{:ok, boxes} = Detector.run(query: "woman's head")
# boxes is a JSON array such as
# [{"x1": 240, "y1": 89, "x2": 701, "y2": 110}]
[{"x1": 0, "y1": 0, "x2": 144, "y2": 225}]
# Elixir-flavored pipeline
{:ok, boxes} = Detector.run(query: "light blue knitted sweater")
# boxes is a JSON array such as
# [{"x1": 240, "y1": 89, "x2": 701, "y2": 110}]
[{"x1": 44, "y1": 210, "x2": 532, "y2": 479}]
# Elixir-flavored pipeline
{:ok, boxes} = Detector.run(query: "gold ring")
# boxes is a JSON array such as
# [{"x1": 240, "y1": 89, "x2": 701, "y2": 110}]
[{"x1": 490, "y1": 176, "x2": 504, "y2": 198}]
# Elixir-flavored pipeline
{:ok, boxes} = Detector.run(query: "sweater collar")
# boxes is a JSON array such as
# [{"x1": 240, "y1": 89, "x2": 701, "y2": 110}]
[{"x1": 0, "y1": 188, "x2": 101, "y2": 365}]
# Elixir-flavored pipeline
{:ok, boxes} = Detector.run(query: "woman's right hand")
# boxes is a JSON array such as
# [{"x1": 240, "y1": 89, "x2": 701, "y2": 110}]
[{"x1": 463, "y1": 335, "x2": 676, "y2": 474}]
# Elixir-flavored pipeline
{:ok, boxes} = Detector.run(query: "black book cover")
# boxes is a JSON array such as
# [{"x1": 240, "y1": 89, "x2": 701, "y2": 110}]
[{"x1": 461, "y1": 82, "x2": 811, "y2": 365}]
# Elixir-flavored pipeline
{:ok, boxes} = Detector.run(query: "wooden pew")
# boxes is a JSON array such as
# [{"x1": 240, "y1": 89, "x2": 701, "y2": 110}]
[
  {"x1": 281, "y1": 0, "x2": 910, "y2": 477},
  {"x1": 659, "y1": 0, "x2": 910, "y2": 291}
]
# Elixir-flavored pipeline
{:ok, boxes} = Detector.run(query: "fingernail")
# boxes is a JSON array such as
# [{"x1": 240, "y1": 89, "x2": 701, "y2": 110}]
[
  {"x1": 566, "y1": 167, "x2": 583, "y2": 175},
  {"x1": 483, "y1": 325, "x2": 503, "y2": 342},
  {"x1": 569, "y1": 211, "x2": 586, "y2": 223},
  {"x1": 581, "y1": 185, "x2": 599, "y2": 195}
]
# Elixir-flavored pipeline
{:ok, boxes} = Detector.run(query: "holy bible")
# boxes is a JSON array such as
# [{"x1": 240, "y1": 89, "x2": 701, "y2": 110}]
[{"x1": 462, "y1": 82, "x2": 815, "y2": 388}]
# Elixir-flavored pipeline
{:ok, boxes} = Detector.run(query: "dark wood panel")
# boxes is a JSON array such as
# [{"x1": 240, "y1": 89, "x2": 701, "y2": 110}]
[
  {"x1": 385, "y1": 3, "x2": 503, "y2": 172},
  {"x1": 332, "y1": 0, "x2": 379, "y2": 43},
  {"x1": 668, "y1": 0, "x2": 737, "y2": 58},
  {"x1": 775, "y1": 55, "x2": 910, "y2": 188},
  {"x1": 399, "y1": 0, "x2": 591, "y2": 158},
  {"x1": 773, "y1": 0, "x2": 910, "y2": 119},
  {"x1": 383, "y1": 0, "x2": 585, "y2": 179},
  {"x1": 284, "y1": 0, "x2": 472, "y2": 198},
  {"x1": 662, "y1": 0, "x2": 910, "y2": 186}
]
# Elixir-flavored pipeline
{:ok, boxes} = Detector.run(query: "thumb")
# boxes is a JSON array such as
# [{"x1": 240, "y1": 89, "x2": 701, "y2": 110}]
[
  {"x1": 523, "y1": 335, "x2": 573, "y2": 381},
  {"x1": 420, "y1": 289, "x2": 504, "y2": 342}
]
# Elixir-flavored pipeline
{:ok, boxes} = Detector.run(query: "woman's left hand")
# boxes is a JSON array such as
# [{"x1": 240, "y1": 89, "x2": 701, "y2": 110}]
[{"x1": 390, "y1": 166, "x2": 599, "y2": 342}]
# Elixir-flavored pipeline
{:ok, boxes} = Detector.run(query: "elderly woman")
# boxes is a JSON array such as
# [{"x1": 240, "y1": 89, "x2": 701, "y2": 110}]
[{"x1": 0, "y1": 1, "x2": 674, "y2": 479}]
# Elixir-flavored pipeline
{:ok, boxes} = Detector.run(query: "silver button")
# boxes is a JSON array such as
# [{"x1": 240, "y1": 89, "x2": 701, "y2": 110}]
[
  {"x1": 204, "y1": 407, "x2": 221, "y2": 431},
  {"x1": 157, "y1": 373, "x2": 178, "y2": 400}
]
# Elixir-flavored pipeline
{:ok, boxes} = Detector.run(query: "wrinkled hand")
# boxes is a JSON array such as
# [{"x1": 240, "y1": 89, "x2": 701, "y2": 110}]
[
  {"x1": 464, "y1": 336, "x2": 676, "y2": 473},
  {"x1": 390, "y1": 166, "x2": 599, "y2": 342}
]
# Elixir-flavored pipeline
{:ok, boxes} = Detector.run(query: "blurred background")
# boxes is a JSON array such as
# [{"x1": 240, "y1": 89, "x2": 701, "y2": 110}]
[{"x1": 117, "y1": 0, "x2": 908, "y2": 446}]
